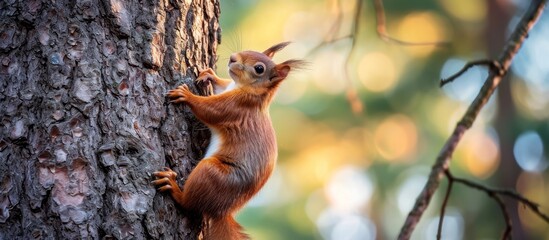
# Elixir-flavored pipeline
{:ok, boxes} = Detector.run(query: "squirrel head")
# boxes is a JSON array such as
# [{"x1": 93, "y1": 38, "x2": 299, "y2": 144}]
[{"x1": 228, "y1": 42, "x2": 305, "y2": 90}]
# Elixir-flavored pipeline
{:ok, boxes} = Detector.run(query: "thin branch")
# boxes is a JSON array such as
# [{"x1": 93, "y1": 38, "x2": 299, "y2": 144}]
[
  {"x1": 440, "y1": 60, "x2": 503, "y2": 87},
  {"x1": 438, "y1": 169, "x2": 549, "y2": 240},
  {"x1": 343, "y1": 0, "x2": 364, "y2": 114},
  {"x1": 451, "y1": 175, "x2": 549, "y2": 224},
  {"x1": 489, "y1": 193, "x2": 513, "y2": 240},
  {"x1": 309, "y1": 0, "x2": 454, "y2": 113},
  {"x1": 326, "y1": 0, "x2": 344, "y2": 40},
  {"x1": 486, "y1": 192, "x2": 512, "y2": 240},
  {"x1": 307, "y1": 0, "x2": 364, "y2": 113},
  {"x1": 398, "y1": 1, "x2": 547, "y2": 239},
  {"x1": 446, "y1": 171, "x2": 513, "y2": 240},
  {"x1": 344, "y1": 0, "x2": 362, "y2": 79},
  {"x1": 436, "y1": 170, "x2": 453, "y2": 240},
  {"x1": 373, "y1": 0, "x2": 450, "y2": 47},
  {"x1": 307, "y1": 0, "x2": 346, "y2": 56},
  {"x1": 307, "y1": 35, "x2": 352, "y2": 55},
  {"x1": 312, "y1": 0, "x2": 451, "y2": 54}
]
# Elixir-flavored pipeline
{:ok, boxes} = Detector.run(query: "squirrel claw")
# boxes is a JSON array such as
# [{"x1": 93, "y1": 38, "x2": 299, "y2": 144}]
[
  {"x1": 170, "y1": 98, "x2": 186, "y2": 104},
  {"x1": 153, "y1": 168, "x2": 178, "y2": 179},
  {"x1": 157, "y1": 185, "x2": 172, "y2": 192},
  {"x1": 197, "y1": 68, "x2": 215, "y2": 77},
  {"x1": 195, "y1": 69, "x2": 220, "y2": 96},
  {"x1": 167, "y1": 84, "x2": 191, "y2": 103},
  {"x1": 153, "y1": 168, "x2": 180, "y2": 193},
  {"x1": 196, "y1": 75, "x2": 213, "y2": 84}
]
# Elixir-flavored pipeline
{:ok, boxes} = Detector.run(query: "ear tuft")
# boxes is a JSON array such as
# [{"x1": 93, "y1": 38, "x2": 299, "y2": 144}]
[
  {"x1": 263, "y1": 42, "x2": 292, "y2": 59},
  {"x1": 279, "y1": 59, "x2": 308, "y2": 70}
]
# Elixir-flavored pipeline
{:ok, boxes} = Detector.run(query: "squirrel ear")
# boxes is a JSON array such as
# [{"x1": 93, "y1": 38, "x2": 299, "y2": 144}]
[
  {"x1": 263, "y1": 42, "x2": 291, "y2": 59},
  {"x1": 273, "y1": 65, "x2": 291, "y2": 81},
  {"x1": 271, "y1": 59, "x2": 307, "y2": 81}
]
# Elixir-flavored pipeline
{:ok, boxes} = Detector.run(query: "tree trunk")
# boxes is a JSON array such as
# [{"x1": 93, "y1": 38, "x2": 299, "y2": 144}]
[{"x1": 0, "y1": 0, "x2": 220, "y2": 239}]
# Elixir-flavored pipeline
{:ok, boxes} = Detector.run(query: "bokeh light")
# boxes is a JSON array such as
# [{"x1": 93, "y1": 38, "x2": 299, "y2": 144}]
[
  {"x1": 458, "y1": 127, "x2": 501, "y2": 179},
  {"x1": 324, "y1": 166, "x2": 374, "y2": 213},
  {"x1": 513, "y1": 131, "x2": 548, "y2": 172},
  {"x1": 316, "y1": 208, "x2": 376, "y2": 240},
  {"x1": 374, "y1": 114, "x2": 418, "y2": 162},
  {"x1": 331, "y1": 215, "x2": 376, "y2": 240},
  {"x1": 395, "y1": 11, "x2": 449, "y2": 56},
  {"x1": 357, "y1": 51, "x2": 398, "y2": 93},
  {"x1": 311, "y1": 48, "x2": 348, "y2": 94}
]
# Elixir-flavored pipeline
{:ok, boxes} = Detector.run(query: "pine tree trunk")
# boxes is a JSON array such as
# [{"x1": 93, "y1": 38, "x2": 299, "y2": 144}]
[{"x1": 0, "y1": 0, "x2": 220, "y2": 238}]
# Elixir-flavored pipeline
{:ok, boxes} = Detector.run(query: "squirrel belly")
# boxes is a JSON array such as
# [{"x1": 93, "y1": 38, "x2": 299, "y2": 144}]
[
  {"x1": 204, "y1": 82, "x2": 237, "y2": 159},
  {"x1": 204, "y1": 128, "x2": 221, "y2": 158}
]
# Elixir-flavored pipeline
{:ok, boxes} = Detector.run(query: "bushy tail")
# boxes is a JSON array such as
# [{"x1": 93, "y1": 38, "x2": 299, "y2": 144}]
[{"x1": 203, "y1": 215, "x2": 249, "y2": 240}]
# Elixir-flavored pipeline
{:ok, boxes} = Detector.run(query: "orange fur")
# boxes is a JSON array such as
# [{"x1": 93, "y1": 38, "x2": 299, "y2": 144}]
[{"x1": 153, "y1": 42, "x2": 305, "y2": 239}]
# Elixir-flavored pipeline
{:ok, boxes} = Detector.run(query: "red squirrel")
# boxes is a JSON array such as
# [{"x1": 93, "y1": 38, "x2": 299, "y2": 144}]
[{"x1": 153, "y1": 42, "x2": 305, "y2": 239}]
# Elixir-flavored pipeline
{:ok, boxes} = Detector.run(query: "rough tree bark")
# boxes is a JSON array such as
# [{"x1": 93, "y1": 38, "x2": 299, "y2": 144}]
[{"x1": 0, "y1": 0, "x2": 220, "y2": 239}]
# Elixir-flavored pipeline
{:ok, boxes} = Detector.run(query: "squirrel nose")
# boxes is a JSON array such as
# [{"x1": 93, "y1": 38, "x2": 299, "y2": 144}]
[{"x1": 229, "y1": 54, "x2": 237, "y2": 65}]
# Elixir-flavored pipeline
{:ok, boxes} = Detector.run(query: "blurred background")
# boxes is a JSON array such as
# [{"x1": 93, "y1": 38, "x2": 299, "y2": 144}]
[{"x1": 216, "y1": 0, "x2": 549, "y2": 239}]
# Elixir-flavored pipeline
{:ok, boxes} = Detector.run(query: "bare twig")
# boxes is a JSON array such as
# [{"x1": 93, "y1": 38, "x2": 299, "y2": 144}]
[
  {"x1": 398, "y1": 1, "x2": 547, "y2": 239},
  {"x1": 307, "y1": 0, "x2": 347, "y2": 55},
  {"x1": 326, "y1": 0, "x2": 344, "y2": 40},
  {"x1": 309, "y1": 0, "x2": 456, "y2": 113},
  {"x1": 451, "y1": 175, "x2": 549, "y2": 224},
  {"x1": 489, "y1": 192, "x2": 513, "y2": 240},
  {"x1": 445, "y1": 171, "x2": 513, "y2": 240},
  {"x1": 307, "y1": 0, "x2": 364, "y2": 113},
  {"x1": 311, "y1": 0, "x2": 450, "y2": 54},
  {"x1": 373, "y1": 0, "x2": 450, "y2": 47},
  {"x1": 342, "y1": 0, "x2": 364, "y2": 114},
  {"x1": 437, "y1": 168, "x2": 549, "y2": 240},
  {"x1": 307, "y1": 35, "x2": 353, "y2": 55},
  {"x1": 439, "y1": 60, "x2": 503, "y2": 87},
  {"x1": 436, "y1": 170, "x2": 453, "y2": 240}
]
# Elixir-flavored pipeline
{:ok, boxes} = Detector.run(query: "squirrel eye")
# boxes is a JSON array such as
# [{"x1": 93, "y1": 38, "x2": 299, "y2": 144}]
[{"x1": 253, "y1": 63, "x2": 265, "y2": 75}]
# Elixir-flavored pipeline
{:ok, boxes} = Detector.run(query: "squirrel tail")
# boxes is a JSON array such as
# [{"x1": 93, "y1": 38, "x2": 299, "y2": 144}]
[{"x1": 203, "y1": 215, "x2": 249, "y2": 240}]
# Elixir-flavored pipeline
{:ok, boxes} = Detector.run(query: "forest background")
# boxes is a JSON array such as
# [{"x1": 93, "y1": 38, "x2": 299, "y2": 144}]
[{"x1": 219, "y1": 0, "x2": 549, "y2": 239}]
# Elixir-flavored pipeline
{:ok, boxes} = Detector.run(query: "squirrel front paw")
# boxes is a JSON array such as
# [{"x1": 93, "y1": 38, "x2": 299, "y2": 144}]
[
  {"x1": 196, "y1": 68, "x2": 217, "y2": 96},
  {"x1": 152, "y1": 167, "x2": 180, "y2": 192},
  {"x1": 167, "y1": 84, "x2": 191, "y2": 103}
]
